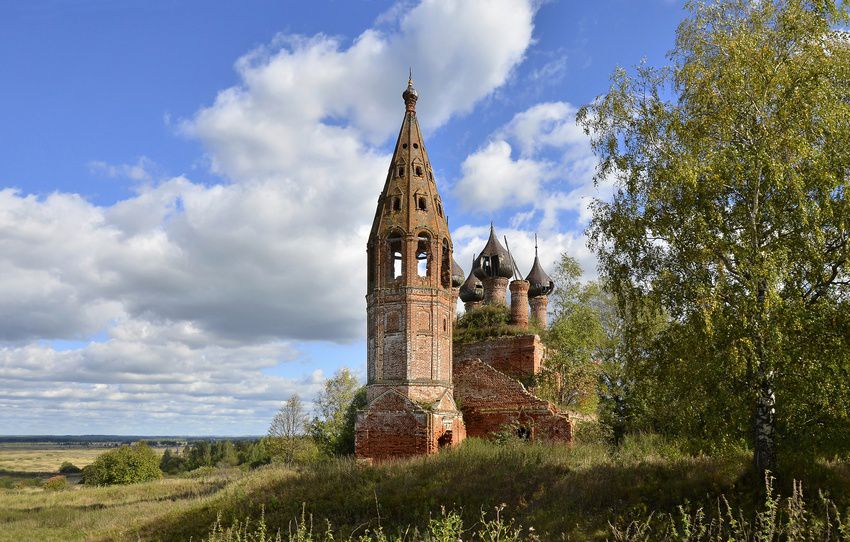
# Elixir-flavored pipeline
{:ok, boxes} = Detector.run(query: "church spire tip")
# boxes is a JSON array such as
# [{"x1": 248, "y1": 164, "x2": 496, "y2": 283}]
[{"x1": 403, "y1": 68, "x2": 418, "y2": 112}]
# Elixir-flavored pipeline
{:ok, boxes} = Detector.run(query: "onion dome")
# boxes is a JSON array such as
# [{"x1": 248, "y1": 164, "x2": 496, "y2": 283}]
[
  {"x1": 472, "y1": 224, "x2": 514, "y2": 280},
  {"x1": 459, "y1": 256, "x2": 484, "y2": 302},
  {"x1": 403, "y1": 69, "x2": 418, "y2": 112},
  {"x1": 451, "y1": 257, "x2": 465, "y2": 288},
  {"x1": 526, "y1": 236, "x2": 555, "y2": 297}
]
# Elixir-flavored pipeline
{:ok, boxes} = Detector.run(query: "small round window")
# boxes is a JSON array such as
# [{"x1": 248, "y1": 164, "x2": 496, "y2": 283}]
[
  {"x1": 413, "y1": 143, "x2": 419, "y2": 149},
  {"x1": 402, "y1": 143, "x2": 408, "y2": 149}
]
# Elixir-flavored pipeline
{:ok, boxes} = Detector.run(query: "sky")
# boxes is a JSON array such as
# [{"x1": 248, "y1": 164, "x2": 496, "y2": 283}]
[{"x1": 0, "y1": 0, "x2": 687, "y2": 435}]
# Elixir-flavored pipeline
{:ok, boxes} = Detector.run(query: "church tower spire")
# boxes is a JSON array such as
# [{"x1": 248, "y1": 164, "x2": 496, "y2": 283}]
[{"x1": 357, "y1": 76, "x2": 465, "y2": 461}]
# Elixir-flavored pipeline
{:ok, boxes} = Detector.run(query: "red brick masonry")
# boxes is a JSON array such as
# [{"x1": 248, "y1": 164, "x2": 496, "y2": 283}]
[
  {"x1": 355, "y1": 389, "x2": 466, "y2": 462},
  {"x1": 454, "y1": 334, "x2": 543, "y2": 381},
  {"x1": 453, "y1": 357, "x2": 571, "y2": 442}
]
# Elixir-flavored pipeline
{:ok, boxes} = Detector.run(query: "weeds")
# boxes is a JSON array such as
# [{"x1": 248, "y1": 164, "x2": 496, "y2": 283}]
[
  {"x1": 610, "y1": 473, "x2": 850, "y2": 541},
  {"x1": 200, "y1": 504, "x2": 540, "y2": 542}
]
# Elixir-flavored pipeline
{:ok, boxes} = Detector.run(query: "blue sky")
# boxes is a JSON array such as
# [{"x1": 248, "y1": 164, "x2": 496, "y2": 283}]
[{"x1": 0, "y1": 0, "x2": 685, "y2": 435}]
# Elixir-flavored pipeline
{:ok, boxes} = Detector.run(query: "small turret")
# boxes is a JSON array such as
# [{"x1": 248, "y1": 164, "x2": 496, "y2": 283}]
[
  {"x1": 451, "y1": 258, "x2": 465, "y2": 288},
  {"x1": 472, "y1": 224, "x2": 513, "y2": 305},
  {"x1": 526, "y1": 235, "x2": 555, "y2": 326},
  {"x1": 403, "y1": 69, "x2": 418, "y2": 112},
  {"x1": 450, "y1": 257, "x2": 464, "y2": 321},
  {"x1": 459, "y1": 255, "x2": 485, "y2": 312}
]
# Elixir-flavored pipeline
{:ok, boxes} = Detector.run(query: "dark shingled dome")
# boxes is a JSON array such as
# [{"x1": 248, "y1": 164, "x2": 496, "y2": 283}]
[
  {"x1": 472, "y1": 224, "x2": 514, "y2": 280},
  {"x1": 451, "y1": 257, "x2": 465, "y2": 288},
  {"x1": 459, "y1": 256, "x2": 484, "y2": 302},
  {"x1": 526, "y1": 252, "x2": 555, "y2": 297}
]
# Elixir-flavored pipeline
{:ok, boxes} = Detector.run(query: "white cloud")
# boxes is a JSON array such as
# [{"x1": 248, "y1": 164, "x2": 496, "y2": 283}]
[
  {"x1": 454, "y1": 140, "x2": 552, "y2": 213},
  {"x1": 0, "y1": 0, "x2": 539, "y2": 434},
  {"x1": 89, "y1": 157, "x2": 156, "y2": 182},
  {"x1": 453, "y1": 101, "x2": 609, "y2": 232}
]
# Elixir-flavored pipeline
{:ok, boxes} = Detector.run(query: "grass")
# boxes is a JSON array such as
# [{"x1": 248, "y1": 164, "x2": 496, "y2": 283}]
[
  {"x1": 0, "y1": 445, "x2": 113, "y2": 473},
  {"x1": 3, "y1": 437, "x2": 850, "y2": 541},
  {"x1": 139, "y1": 436, "x2": 754, "y2": 541}
]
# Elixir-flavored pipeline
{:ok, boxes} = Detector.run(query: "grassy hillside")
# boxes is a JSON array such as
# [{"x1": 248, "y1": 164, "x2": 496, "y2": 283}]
[
  {"x1": 142, "y1": 437, "x2": 754, "y2": 541},
  {"x1": 3, "y1": 437, "x2": 850, "y2": 541}
]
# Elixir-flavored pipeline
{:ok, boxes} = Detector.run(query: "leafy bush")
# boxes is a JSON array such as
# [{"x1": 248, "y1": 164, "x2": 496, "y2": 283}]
[
  {"x1": 82, "y1": 442, "x2": 162, "y2": 485},
  {"x1": 454, "y1": 305, "x2": 536, "y2": 345},
  {"x1": 42, "y1": 475, "x2": 68, "y2": 491},
  {"x1": 58, "y1": 461, "x2": 82, "y2": 474}
]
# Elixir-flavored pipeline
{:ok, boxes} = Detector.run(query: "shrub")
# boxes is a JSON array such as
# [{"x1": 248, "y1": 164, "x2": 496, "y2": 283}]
[
  {"x1": 58, "y1": 461, "x2": 82, "y2": 474},
  {"x1": 82, "y1": 442, "x2": 162, "y2": 485},
  {"x1": 454, "y1": 305, "x2": 536, "y2": 345},
  {"x1": 42, "y1": 475, "x2": 67, "y2": 491}
]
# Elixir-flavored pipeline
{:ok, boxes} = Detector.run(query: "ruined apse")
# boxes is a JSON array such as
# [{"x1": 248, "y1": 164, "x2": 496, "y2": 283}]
[{"x1": 355, "y1": 76, "x2": 466, "y2": 461}]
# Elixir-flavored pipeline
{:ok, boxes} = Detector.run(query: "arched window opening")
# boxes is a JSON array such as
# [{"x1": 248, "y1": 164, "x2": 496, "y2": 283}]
[
  {"x1": 398, "y1": 166, "x2": 404, "y2": 177},
  {"x1": 481, "y1": 255, "x2": 493, "y2": 276},
  {"x1": 416, "y1": 233, "x2": 431, "y2": 277},
  {"x1": 440, "y1": 239, "x2": 451, "y2": 288},
  {"x1": 436, "y1": 202, "x2": 443, "y2": 217},
  {"x1": 415, "y1": 166, "x2": 423, "y2": 176},
  {"x1": 387, "y1": 234, "x2": 403, "y2": 281},
  {"x1": 417, "y1": 196, "x2": 427, "y2": 211},
  {"x1": 392, "y1": 197, "x2": 401, "y2": 211},
  {"x1": 443, "y1": 317, "x2": 448, "y2": 333}
]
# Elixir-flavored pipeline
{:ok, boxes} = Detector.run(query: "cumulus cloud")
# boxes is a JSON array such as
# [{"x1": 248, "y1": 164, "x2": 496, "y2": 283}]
[
  {"x1": 89, "y1": 156, "x2": 156, "y2": 182},
  {"x1": 0, "y1": 0, "x2": 539, "y2": 434},
  {"x1": 454, "y1": 140, "x2": 552, "y2": 213},
  {"x1": 454, "y1": 101, "x2": 609, "y2": 233}
]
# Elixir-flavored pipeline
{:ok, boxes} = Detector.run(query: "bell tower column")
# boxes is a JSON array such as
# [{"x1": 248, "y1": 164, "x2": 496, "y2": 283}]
[{"x1": 356, "y1": 75, "x2": 465, "y2": 462}]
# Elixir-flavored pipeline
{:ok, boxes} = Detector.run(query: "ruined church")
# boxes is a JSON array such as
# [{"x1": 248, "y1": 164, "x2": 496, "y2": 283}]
[{"x1": 355, "y1": 77, "x2": 572, "y2": 461}]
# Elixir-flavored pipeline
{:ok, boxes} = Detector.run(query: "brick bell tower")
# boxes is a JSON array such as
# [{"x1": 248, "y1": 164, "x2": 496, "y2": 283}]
[{"x1": 355, "y1": 74, "x2": 466, "y2": 461}]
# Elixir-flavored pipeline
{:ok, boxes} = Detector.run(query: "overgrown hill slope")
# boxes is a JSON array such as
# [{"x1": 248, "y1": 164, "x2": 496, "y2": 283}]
[{"x1": 137, "y1": 437, "x2": 762, "y2": 541}]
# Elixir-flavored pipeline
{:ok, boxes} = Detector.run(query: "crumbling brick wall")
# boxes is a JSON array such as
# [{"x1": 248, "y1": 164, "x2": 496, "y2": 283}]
[
  {"x1": 355, "y1": 389, "x2": 465, "y2": 462},
  {"x1": 454, "y1": 334, "x2": 543, "y2": 381},
  {"x1": 453, "y1": 358, "x2": 571, "y2": 442}
]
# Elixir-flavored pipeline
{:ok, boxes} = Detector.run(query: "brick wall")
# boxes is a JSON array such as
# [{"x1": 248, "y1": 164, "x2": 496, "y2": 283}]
[
  {"x1": 355, "y1": 389, "x2": 464, "y2": 462},
  {"x1": 453, "y1": 358, "x2": 571, "y2": 442},
  {"x1": 454, "y1": 334, "x2": 543, "y2": 380}
]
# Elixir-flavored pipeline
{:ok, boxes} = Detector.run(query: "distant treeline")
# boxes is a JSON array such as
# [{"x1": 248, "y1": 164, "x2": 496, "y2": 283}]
[
  {"x1": 159, "y1": 439, "x2": 274, "y2": 473},
  {"x1": 0, "y1": 435, "x2": 259, "y2": 447}
]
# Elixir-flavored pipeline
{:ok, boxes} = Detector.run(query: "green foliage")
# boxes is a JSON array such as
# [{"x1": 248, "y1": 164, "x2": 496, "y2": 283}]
[
  {"x1": 454, "y1": 304, "x2": 535, "y2": 345},
  {"x1": 82, "y1": 442, "x2": 162, "y2": 486},
  {"x1": 309, "y1": 368, "x2": 360, "y2": 457},
  {"x1": 579, "y1": 0, "x2": 850, "y2": 468},
  {"x1": 536, "y1": 254, "x2": 606, "y2": 412},
  {"x1": 201, "y1": 503, "x2": 539, "y2": 541},
  {"x1": 41, "y1": 475, "x2": 68, "y2": 491},
  {"x1": 160, "y1": 440, "x2": 272, "y2": 474},
  {"x1": 335, "y1": 387, "x2": 368, "y2": 456},
  {"x1": 58, "y1": 461, "x2": 81, "y2": 474},
  {"x1": 610, "y1": 474, "x2": 850, "y2": 541}
]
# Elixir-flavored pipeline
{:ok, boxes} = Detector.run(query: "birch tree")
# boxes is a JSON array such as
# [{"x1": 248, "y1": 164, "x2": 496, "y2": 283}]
[{"x1": 580, "y1": 0, "x2": 850, "y2": 472}]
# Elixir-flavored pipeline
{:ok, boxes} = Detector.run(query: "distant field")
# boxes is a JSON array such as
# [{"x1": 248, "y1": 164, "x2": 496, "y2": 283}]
[
  {"x1": 0, "y1": 443, "x2": 175, "y2": 476},
  {"x1": 0, "y1": 445, "x2": 114, "y2": 474}
]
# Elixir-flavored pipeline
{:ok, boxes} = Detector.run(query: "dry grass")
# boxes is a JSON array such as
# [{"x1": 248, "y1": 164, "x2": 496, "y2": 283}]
[
  {"x1": 3, "y1": 438, "x2": 850, "y2": 542},
  {"x1": 0, "y1": 468, "x2": 258, "y2": 542},
  {"x1": 0, "y1": 445, "x2": 114, "y2": 473}
]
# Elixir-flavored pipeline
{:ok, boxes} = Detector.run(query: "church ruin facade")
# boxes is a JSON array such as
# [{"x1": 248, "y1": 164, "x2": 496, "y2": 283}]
[{"x1": 355, "y1": 78, "x2": 571, "y2": 462}]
